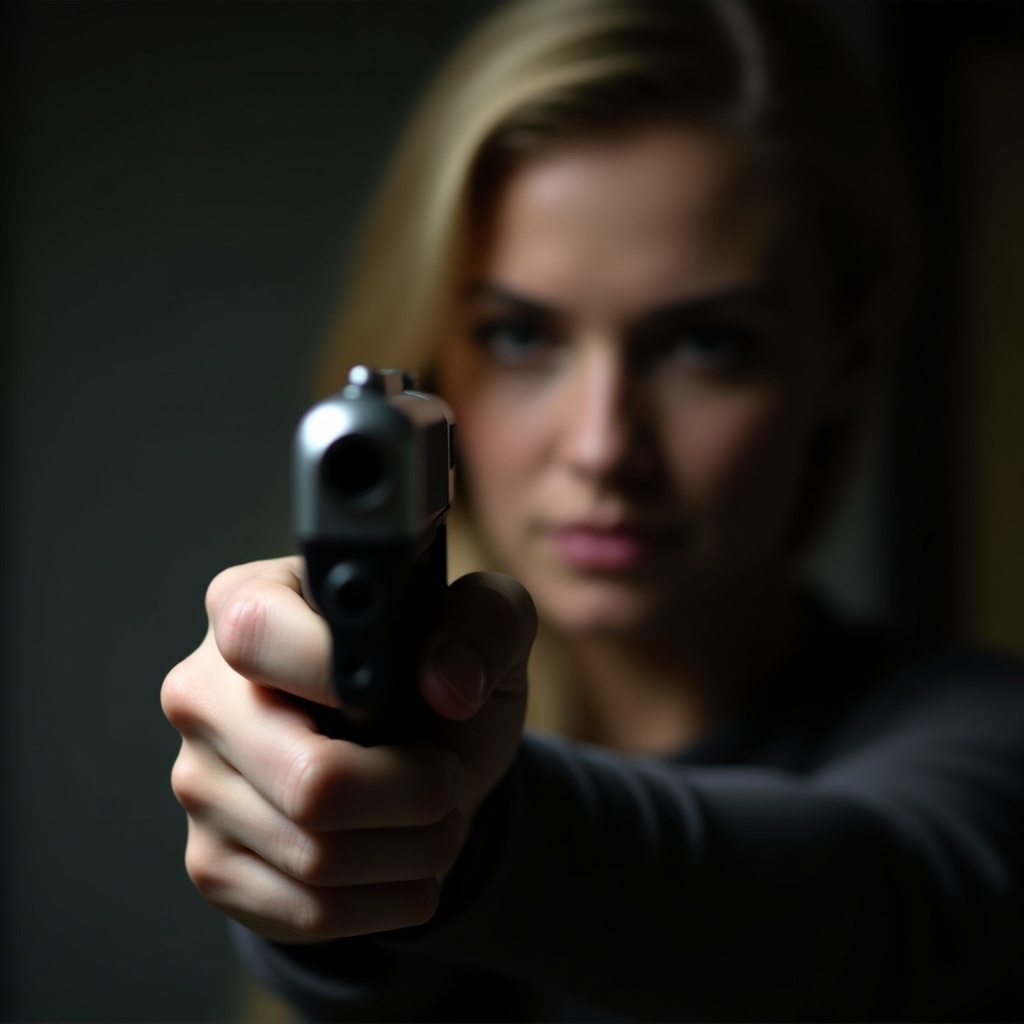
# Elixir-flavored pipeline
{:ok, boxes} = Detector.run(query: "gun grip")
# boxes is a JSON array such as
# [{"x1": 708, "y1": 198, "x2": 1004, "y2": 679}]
[{"x1": 302, "y1": 525, "x2": 447, "y2": 745}]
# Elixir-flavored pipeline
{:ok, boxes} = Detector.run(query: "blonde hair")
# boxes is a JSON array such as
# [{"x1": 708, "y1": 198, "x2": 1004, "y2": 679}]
[
  {"x1": 318, "y1": 0, "x2": 913, "y2": 731},
  {"x1": 321, "y1": 0, "x2": 908, "y2": 389}
]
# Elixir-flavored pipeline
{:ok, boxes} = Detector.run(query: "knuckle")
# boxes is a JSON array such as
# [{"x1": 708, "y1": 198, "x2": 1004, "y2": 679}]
[
  {"x1": 215, "y1": 586, "x2": 271, "y2": 678},
  {"x1": 204, "y1": 564, "x2": 246, "y2": 621},
  {"x1": 279, "y1": 743, "x2": 342, "y2": 827},
  {"x1": 290, "y1": 893, "x2": 335, "y2": 940},
  {"x1": 184, "y1": 834, "x2": 229, "y2": 904},
  {"x1": 169, "y1": 753, "x2": 208, "y2": 816},
  {"x1": 161, "y1": 663, "x2": 203, "y2": 733},
  {"x1": 286, "y1": 829, "x2": 329, "y2": 885},
  {"x1": 205, "y1": 558, "x2": 301, "y2": 620},
  {"x1": 446, "y1": 572, "x2": 538, "y2": 678},
  {"x1": 405, "y1": 878, "x2": 441, "y2": 927}
]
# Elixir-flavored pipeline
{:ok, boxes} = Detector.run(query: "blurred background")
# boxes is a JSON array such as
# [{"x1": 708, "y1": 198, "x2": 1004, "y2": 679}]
[{"x1": 3, "y1": 1, "x2": 1021, "y2": 1021}]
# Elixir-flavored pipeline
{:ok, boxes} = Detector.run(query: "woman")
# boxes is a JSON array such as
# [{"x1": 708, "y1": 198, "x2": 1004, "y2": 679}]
[{"x1": 162, "y1": 0, "x2": 1024, "y2": 1019}]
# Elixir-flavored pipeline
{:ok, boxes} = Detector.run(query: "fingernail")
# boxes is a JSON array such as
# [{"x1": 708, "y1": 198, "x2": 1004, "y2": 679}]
[{"x1": 432, "y1": 639, "x2": 487, "y2": 709}]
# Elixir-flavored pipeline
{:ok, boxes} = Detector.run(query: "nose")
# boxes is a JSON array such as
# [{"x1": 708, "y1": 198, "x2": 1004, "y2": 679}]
[{"x1": 557, "y1": 346, "x2": 654, "y2": 485}]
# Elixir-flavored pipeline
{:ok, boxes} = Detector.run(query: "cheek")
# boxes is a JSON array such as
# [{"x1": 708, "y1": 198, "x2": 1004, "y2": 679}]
[
  {"x1": 440, "y1": 335, "x2": 557, "y2": 509},
  {"x1": 666, "y1": 392, "x2": 815, "y2": 538},
  {"x1": 459, "y1": 402, "x2": 522, "y2": 489},
  {"x1": 454, "y1": 393, "x2": 542, "y2": 531}
]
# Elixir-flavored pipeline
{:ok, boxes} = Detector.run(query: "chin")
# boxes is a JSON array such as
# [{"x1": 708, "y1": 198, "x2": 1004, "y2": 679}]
[{"x1": 535, "y1": 577, "x2": 667, "y2": 638}]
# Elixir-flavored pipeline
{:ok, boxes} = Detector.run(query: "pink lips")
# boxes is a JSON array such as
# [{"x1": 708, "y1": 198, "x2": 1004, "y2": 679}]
[{"x1": 549, "y1": 523, "x2": 677, "y2": 572}]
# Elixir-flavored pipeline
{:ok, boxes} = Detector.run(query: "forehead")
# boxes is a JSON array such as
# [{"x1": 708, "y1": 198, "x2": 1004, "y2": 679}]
[{"x1": 472, "y1": 126, "x2": 794, "y2": 306}]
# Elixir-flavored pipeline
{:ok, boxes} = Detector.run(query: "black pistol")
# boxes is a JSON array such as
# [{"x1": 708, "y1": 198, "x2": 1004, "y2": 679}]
[{"x1": 293, "y1": 366, "x2": 456, "y2": 745}]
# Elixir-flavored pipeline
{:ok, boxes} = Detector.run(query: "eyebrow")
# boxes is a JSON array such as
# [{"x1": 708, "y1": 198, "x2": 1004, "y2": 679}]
[
  {"x1": 463, "y1": 282, "x2": 561, "y2": 319},
  {"x1": 642, "y1": 286, "x2": 782, "y2": 320},
  {"x1": 463, "y1": 281, "x2": 781, "y2": 323}
]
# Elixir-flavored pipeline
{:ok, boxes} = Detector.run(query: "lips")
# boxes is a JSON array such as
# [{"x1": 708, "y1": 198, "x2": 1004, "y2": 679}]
[{"x1": 548, "y1": 521, "x2": 680, "y2": 572}]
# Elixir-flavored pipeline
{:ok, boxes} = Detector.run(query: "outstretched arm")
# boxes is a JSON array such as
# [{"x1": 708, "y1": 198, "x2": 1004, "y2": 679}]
[{"x1": 242, "y1": 652, "x2": 1024, "y2": 1021}]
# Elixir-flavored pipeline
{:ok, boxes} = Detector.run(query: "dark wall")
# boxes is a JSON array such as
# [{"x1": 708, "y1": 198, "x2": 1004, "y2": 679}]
[
  {"x1": 3, "y1": 2, "x2": 1018, "y2": 1021},
  {"x1": 875, "y1": 0, "x2": 1023, "y2": 641}
]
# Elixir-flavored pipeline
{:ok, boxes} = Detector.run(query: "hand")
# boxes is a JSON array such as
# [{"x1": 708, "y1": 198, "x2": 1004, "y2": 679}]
[{"x1": 161, "y1": 556, "x2": 536, "y2": 943}]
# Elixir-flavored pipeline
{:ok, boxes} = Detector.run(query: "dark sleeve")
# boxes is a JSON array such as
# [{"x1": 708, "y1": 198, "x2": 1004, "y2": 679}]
[{"x1": 235, "y1": 654, "x2": 1024, "y2": 1022}]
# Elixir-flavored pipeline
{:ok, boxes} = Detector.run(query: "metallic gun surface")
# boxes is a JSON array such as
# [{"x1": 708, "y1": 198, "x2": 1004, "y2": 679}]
[{"x1": 294, "y1": 366, "x2": 456, "y2": 744}]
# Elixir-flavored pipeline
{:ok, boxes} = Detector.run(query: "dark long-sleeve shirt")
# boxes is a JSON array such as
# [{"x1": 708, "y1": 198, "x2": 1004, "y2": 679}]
[{"x1": 234, "y1": 602, "x2": 1024, "y2": 1021}]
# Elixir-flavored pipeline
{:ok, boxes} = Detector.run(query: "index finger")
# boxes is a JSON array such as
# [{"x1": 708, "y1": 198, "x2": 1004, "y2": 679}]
[{"x1": 208, "y1": 557, "x2": 337, "y2": 708}]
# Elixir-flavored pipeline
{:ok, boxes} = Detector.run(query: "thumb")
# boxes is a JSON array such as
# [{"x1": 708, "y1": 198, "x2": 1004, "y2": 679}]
[{"x1": 419, "y1": 572, "x2": 537, "y2": 721}]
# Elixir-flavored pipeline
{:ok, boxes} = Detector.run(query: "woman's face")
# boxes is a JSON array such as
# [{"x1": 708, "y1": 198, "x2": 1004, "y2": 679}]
[{"x1": 438, "y1": 126, "x2": 865, "y2": 636}]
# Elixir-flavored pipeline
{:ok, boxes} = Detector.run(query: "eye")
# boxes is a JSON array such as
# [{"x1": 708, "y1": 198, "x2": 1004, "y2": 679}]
[
  {"x1": 470, "y1": 317, "x2": 557, "y2": 367},
  {"x1": 661, "y1": 322, "x2": 757, "y2": 373}
]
